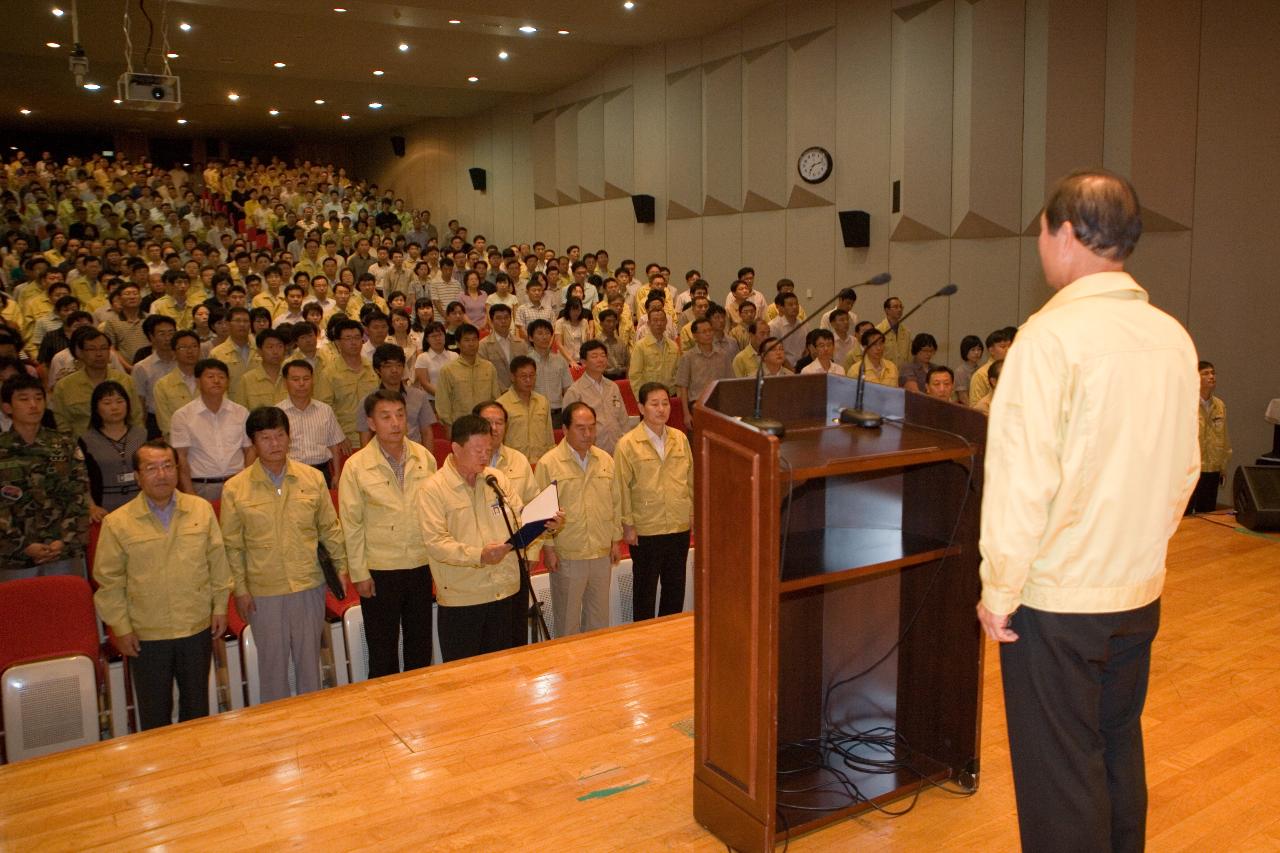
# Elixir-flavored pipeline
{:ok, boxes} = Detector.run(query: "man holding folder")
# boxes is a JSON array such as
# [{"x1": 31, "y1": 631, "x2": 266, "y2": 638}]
[{"x1": 419, "y1": 414, "x2": 563, "y2": 661}]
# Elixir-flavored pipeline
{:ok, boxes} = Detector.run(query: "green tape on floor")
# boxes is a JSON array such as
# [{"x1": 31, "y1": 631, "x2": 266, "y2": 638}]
[{"x1": 577, "y1": 779, "x2": 649, "y2": 801}]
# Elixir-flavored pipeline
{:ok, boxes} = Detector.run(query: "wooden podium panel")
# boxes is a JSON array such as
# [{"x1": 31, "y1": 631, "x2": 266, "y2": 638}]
[{"x1": 692, "y1": 374, "x2": 987, "y2": 850}]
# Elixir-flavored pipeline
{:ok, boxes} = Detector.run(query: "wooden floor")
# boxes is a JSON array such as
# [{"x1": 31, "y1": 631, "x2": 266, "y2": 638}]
[{"x1": 1, "y1": 515, "x2": 1277, "y2": 851}]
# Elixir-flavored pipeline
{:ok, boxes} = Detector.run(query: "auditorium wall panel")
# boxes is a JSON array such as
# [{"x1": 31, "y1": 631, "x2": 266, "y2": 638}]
[{"x1": 351, "y1": 0, "x2": 1280, "y2": 480}]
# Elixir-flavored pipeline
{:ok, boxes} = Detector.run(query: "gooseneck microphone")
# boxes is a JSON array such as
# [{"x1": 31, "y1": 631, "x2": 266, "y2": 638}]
[
  {"x1": 742, "y1": 272, "x2": 891, "y2": 438},
  {"x1": 485, "y1": 474, "x2": 505, "y2": 498},
  {"x1": 840, "y1": 283, "x2": 959, "y2": 429}
]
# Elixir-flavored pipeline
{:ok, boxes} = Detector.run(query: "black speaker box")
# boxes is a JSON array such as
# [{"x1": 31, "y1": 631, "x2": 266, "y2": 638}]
[
  {"x1": 468, "y1": 167, "x2": 487, "y2": 192},
  {"x1": 1233, "y1": 465, "x2": 1280, "y2": 531},
  {"x1": 390, "y1": 135, "x2": 406, "y2": 158},
  {"x1": 632, "y1": 194, "x2": 656, "y2": 224},
  {"x1": 838, "y1": 209, "x2": 870, "y2": 248}
]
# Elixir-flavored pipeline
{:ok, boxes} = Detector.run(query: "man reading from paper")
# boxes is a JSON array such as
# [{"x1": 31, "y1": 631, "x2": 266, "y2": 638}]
[{"x1": 419, "y1": 413, "x2": 564, "y2": 662}]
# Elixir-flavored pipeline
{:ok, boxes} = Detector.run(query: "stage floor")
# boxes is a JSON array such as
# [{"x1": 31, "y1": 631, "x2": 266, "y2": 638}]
[{"x1": 1, "y1": 515, "x2": 1278, "y2": 851}]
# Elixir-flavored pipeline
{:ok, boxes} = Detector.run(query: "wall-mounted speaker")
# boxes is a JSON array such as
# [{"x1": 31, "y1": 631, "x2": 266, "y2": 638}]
[
  {"x1": 390, "y1": 136, "x2": 406, "y2": 158},
  {"x1": 468, "y1": 167, "x2": 487, "y2": 192},
  {"x1": 632, "y1": 194, "x2": 655, "y2": 224},
  {"x1": 838, "y1": 210, "x2": 870, "y2": 248},
  {"x1": 1234, "y1": 466, "x2": 1280, "y2": 531}
]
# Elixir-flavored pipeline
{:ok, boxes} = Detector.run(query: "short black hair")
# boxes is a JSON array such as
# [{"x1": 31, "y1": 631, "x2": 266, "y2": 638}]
[
  {"x1": 526, "y1": 318, "x2": 553, "y2": 338},
  {"x1": 372, "y1": 342, "x2": 406, "y2": 369},
  {"x1": 88, "y1": 380, "x2": 132, "y2": 431},
  {"x1": 283, "y1": 358, "x2": 314, "y2": 377},
  {"x1": 579, "y1": 339, "x2": 606, "y2": 360},
  {"x1": 132, "y1": 439, "x2": 178, "y2": 471},
  {"x1": 245, "y1": 405, "x2": 290, "y2": 439},
  {"x1": 562, "y1": 400, "x2": 596, "y2": 425},
  {"x1": 363, "y1": 387, "x2": 405, "y2": 417},
  {"x1": 143, "y1": 314, "x2": 177, "y2": 337},
  {"x1": 1, "y1": 373, "x2": 45, "y2": 404},
  {"x1": 256, "y1": 328, "x2": 289, "y2": 349},
  {"x1": 509, "y1": 354, "x2": 536, "y2": 375},
  {"x1": 450, "y1": 413, "x2": 493, "y2": 447},
  {"x1": 986, "y1": 328, "x2": 1015, "y2": 349},
  {"x1": 959, "y1": 334, "x2": 984, "y2": 361},
  {"x1": 910, "y1": 333, "x2": 938, "y2": 356},
  {"x1": 1043, "y1": 169, "x2": 1142, "y2": 261},
  {"x1": 195, "y1": 358, "x2": 230, "y2": 378},
  {"x1": 926, "y1": 365, "x2": 954, "y2": 383},
  {"x1": 637, "y1": 382, "x2": 669, "y2": 405}
]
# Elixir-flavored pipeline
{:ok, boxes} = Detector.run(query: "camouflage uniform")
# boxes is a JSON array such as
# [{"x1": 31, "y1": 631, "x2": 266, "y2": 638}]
[{"x1": 0, "y1": 427, "x2": 91, "y2": 574}]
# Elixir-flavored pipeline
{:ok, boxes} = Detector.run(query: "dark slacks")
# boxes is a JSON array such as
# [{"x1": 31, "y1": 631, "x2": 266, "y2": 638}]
[
  {"x1": 130, "y1": 629, "x2": 212, "y2": 731},
  {"x1": 1185, "y1": 470, "x2": 1222, "y2": 515},
  {"x1": 630, "y1": 529, "x2": 690, "y2": 621},
  {"x1": 361, "y1": 565, "x2": 432, "y2": 678},
  {"x1": 437, "y1": 592, "x2": 524, "y2": 662},
  {"x1": 309, "y1": 460, "x2": 333, "y2": 488},
  {"x1": 1000, "y1": 599, "x2": 1161, "y2": 853}
]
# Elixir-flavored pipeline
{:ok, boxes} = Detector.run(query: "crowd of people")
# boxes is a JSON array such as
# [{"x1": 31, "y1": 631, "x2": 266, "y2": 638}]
[{"x1": 0, "y1": 151, "x2": 1230, "y2": 732}]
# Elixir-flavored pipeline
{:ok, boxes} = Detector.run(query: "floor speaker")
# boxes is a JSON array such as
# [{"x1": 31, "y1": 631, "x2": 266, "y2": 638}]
[
  {"x1": 1233, "y1": 465, "x2": 1280, "y2": 530},
  {"x1": 468, "y1": 167, "x2": 487, "y2": 192},
  {"x1": 390, "y1": 136, "x2": 406, "y2": 158},
  {"x1": 838, "y1": 210, "x2": 870, "y2": 248},
  {"x1": 632, "y1": 194, "x2": 655, "y2": 224}
]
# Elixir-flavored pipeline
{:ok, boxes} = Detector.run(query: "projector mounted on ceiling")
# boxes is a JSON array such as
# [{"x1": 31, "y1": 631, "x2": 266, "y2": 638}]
[{"x1": 116, "y1": 73, "x2": 182, "y2": 111}]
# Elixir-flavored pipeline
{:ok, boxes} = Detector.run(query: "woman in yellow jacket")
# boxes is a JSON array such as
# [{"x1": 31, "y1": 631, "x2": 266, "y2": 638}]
[{"x1": 614, "y1": 382, "x2": 694, "y2": 621}]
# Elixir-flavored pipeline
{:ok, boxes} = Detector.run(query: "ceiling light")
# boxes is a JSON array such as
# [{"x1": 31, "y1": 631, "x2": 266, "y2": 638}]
[
  {"x1": 518, "y1": 25, "x2": 537, "y2": 33},
  {"x1": 227, "y1": 92, "x2": 240, "y2": 101},
  {"x1": 51, "y1": 7, "x2": 65, "y2": 17},
  {"x1": 368, "y1": 102, "x2": 383, "y2": 109},
  {"x1": 448, "y1": 19, "x2": 462, "y2": 25},
  {"x1": 273, "y1": 61, "x2": 286, "y2": 68},
  {"x1": 112, "y1": 98, "x2": 122, "y2": 104},
  {"x1": 176, "y1": 118, "x2": 188, "y2": 124},
  {"x1": 19, "y1": 108, "x2": 31, "y2": 115},
  {"x1": 82, "y1": 82, "x2": 101, "y2": 91},
  {"x1": 46, "y1": 41, "x2": 61, "y2": 48},
  {"x1": 558, "y1": 29, "x2": 570, "y2": 35},
  {"x1": 314, "y1": 98, "x2": 326, "y2": 105},
  {"x1": 624, "y1": 1, "x2": 635, "y2": 8},
  {"x1": 467, "y1": 76, "x2": 479, "y2": 83},
  {"x1": 166, "y1": 52, "x2": 179, "y2": 58},
  {"x1": 340, "y1": 113, "x2": 350, "y2": 120},
  {"x1": 333, "y1": 7, "x2": 347, "y2": 12},
  {"x1": 498, "y1": 51, "x2": 508, "y2": 60},
  {"x1": 268, "y1": 108, "x2": 279, "y2": 116},
  {"x1": 179, "y1": 22, "x2": 191, "y2": 31},
  {"x1": 398, "y1": 43, "x2": 409, "y2": 52},
  {"x1": 372, "y1": 69, "x2": 384, "y2": 76}
]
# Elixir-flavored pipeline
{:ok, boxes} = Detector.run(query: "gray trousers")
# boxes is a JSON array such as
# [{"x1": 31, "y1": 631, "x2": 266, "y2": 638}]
[
  {"x1": 192, "y1": 481, "x2": 226, "y2": 502},
  {"x1": 550, "y1": 556, "x2": 611, "y2": 637},
  {"x1": 248, "y1": 585, "x2": 326, "y2": 703}
]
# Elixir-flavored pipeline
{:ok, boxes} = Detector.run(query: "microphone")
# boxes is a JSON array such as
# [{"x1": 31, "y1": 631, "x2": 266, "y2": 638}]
[
  {"x1": 484, "y1": 474, "x2": 505, "y2": 501},
  {"x1": 840, "y1": 283, "x2": 958, "y2": 429},
  {"x1": 742, "y1": 273, "x2": 891, "y2": 438}
]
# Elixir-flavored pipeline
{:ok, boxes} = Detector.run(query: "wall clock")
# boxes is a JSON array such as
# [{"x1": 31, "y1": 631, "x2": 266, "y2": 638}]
[{"x1": 797, "y1": 146, "x2": 833, "y2": 184}]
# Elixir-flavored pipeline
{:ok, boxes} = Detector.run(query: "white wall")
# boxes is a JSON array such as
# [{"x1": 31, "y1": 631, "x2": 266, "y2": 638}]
[{"x1": 355, "y1": 0, "x2": 1280, "y2": 485}]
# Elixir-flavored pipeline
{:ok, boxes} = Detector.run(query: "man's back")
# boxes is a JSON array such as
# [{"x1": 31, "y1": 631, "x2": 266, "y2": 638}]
[{"x1": 981, "y1": 271, "x2": 1199, "y2": 614}]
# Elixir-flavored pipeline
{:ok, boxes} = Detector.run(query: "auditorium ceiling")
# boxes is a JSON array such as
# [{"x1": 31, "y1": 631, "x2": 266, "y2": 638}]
[{"x1": 1, "y1": 0, "x2": 771, "y2": 136}]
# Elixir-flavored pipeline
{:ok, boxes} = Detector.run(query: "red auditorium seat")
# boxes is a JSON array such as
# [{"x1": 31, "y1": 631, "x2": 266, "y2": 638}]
[
  {"x1": 432, "y1": 438, "x2": 452, "y2": 468},
  {"x1": 615, "y1": 379, "x2": 640, "y2": 416},
  {"x1": 569, "y1": 362, "x2": 586, "y2": 381}
]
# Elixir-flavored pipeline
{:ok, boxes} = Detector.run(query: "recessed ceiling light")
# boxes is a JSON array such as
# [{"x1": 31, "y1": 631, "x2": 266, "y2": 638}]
[
  {"x1": 624, "y1": 1, "x2": 635, "y2": 8},
  {"x1": 82, "y1": 82, "x2": 101, "y2": 91},
  {"x1": 498, "y1": 51, "x2": 508, "y2": 60},
  {"x1": 314, "y1": 99, "x2": 326, "y2": 105},
  {"x1": 112, "y1": 98, "x2": 122, "y2": 104},
  {"x1": 340, "y1": 113, "x2": 350, "y2": 120},
  {"x1": 166, "y1": 52, "x2": 179, "y2": 58},
  {"x1": 227, "y1": 92, "x2": 240, "y2": 101},
  {"x1": 558, "y1": 29, "x2": 570, "y2": 35},
  {"x1": 178, "y1": 21, "x2": 191, "y2": 31},
  {"x1": 333, "y1": 7, "x2": 347, "y2": 12},
  {"x1": 372, "y1": 69, "x2": 384, "y2": 76},
  {"x1": 46, "y1": 41, "x2": 61, "y2": 48},
  {"x1": 51, "y1": 7, "x2": 64, "y2": 17},
  {"x1": 273, "y1": 61, "x2": 286, "y2": 68},
  {"x1": 268, "y1": 108, "x2": 279, "y2": 116},
  {"x1": 176, "y1": 118, "x2": 188, "y2": 124},
  {"x1": 19, "y1": 108, "x2": 31, "y2": 115},
  {"x1": 398, "y1": 43, "x2": 409, "y2": 52},
  {"x1": 467, "y1": 76, "x2": 479, "y2": 83},
  {"x1": 448, "y1": 19, "x2": 462, "y2": 25},
  {"x1": 368, "y1": 102, "x2": 383, "y2": 109},
  {"x1": 518, "y1": 25, "x2": 537, "y2": 33}
]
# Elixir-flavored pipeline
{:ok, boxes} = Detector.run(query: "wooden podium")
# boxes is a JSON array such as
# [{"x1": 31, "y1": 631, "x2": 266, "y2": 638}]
[{"x1": 691, "y1": 373, "x2": 987, "y2": 850}]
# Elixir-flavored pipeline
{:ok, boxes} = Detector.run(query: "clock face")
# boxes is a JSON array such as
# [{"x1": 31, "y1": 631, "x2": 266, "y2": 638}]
[{"x1": 797, "y1": 146, "x2": 832, "y2": 184}]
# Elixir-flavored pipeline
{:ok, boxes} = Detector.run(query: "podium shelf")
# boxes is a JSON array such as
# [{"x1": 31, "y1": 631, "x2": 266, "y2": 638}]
[
  {"x1": 779, "y1": 527, "x2": 959, "y2": 592},
  {"x1": 779, "y1": 423, "x2": 975, "y2": 481}
]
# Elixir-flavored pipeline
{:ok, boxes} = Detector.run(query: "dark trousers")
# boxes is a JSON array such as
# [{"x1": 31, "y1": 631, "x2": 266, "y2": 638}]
[
  {"x1": 630, "y1": 530, "x2": 690, "y2": 621},
  {"x1": 512, "y1": 569, "x2": 534, "y2": 647},
  {"x1": 309, "y1": 461, "x2": 333, "y2": 488},
  {"x1": 437, "y1": 592, "x2": 523, "y2": 662},
  {"x1": 1185, "y1": 471, "x2": 1222, "y2": 514},
  {"x1": 361, "y1": 565, "x2": 432, "y2": 678},
  {"x1": 130, "y1": 629, "x2": 212, "y2": 731},
  {"x1": 1000, "y1": 599, "x2": 1161, "y2": 853}
]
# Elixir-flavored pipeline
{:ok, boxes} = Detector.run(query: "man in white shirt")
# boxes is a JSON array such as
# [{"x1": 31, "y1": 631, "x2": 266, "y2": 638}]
[
  {"x1": 169, "y1": 358, "x2": 254, "y2": 501},
  {"x1": 277, "y1": 359, "x2": 346, "y2": 487},
  {"x1": 977, "y1": 170, "x2": 1200, "y2": 853},
  {"x1": 562, "y1": 340, "x2": 628, "y2": 454},
  {"x1": 131, "y1": 315, "x2": 179, "y2": 434},
  {"x1": 799, "y1": 329, "x2": 845, "y2": 376}
]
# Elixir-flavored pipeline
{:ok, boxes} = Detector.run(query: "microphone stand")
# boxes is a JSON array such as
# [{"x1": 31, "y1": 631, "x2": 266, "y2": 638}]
[
  {"x1": 742, "y1": 272, "x2": 891, "y2": 438},
  {"x1": 489, "y1": 478, "x2": 552, "y2": 643},
  {"x1": 840, "y1": 283, "x2": 958, "y2": 429}
]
